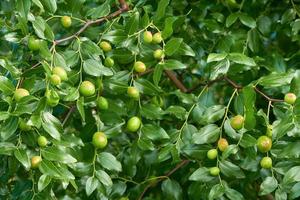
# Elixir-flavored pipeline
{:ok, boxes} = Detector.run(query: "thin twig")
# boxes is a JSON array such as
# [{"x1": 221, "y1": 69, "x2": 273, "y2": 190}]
[
  {"x1": 62, "y1": 105, "x2": 76, "y2": 126},
  {"x1": 165, "y1": 70, "x2": 188, "y2": 93}
]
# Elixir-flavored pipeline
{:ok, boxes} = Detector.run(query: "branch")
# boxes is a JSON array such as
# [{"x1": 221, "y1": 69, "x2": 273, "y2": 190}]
[
  {"x1": 138, "y1": 159, "x2": 190, "y2": 200},
  {"x1": 165, "y1": 70, "x2": 188, "y2": 93},
  {"x1": 54, "y1": 0, "x2": 129, "y2": 45}
]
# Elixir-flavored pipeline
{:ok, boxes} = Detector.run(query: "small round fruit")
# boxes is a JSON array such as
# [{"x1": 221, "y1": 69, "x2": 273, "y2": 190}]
[
  {"x1": 46, "y1": 90, "x2": 60, "y2": 107},
  {"x1": 152, "y1": 32, "x2": 162, "y2": 44},
  {"x1": 126, "y1": 116, "x2": 141, "y2": 132},
  {"x1": 127, "y1": 87, "x2": 140, "y2": 100},
  {"x1": 284, "y1": 93, "x2": 297, "y2": 105},
  {"x1": 260, "y1": 157, "x2": 272, "y2": 169},
  {"x1": 209, "y1": 167, "x2": 220, "y2": 176},
  {"x1": 257, "y1": 136, "x2": 272, "y2": 153},
  {"x1": 266, "y1": 124, "x2": 273, "y2": 138},
  {"x1": 104, "y1": 57, "x2": 114, "y2": 68},
  {"x1": 28, "y1": 37, "x2": 40, "y2": 51},
  {"x1": 50, "y1": 74, "x2": 61, "y2": 86},
  {"x1": 14, "y1": 88, "x2": 29, "y2": 102},
  {"x1": 31, "y1": 156, "x2": 42, "y2": 169},
  {"x1": 99, "y1": 41, "x2": 112, "y2": 52},
  {"x1": 97, "y1": 97, "x2": 109, "y2": 110},
  {"x1": 79, "y1": 81, "x2": 95, "y2": 97},
  {"x1": 61, "y1": 16, "x2": 72, "y2": 28},
  {"x1": 92, "y1": 131, "x2": 108, "y2": 149},
  {"x1": 218, "y1": 138, "x2": 229, "y2": 152},
  {"x1": 52, "y1": 67, "x2": 68, "y2": 81},
  {"x1": 37, "y1": 136, "x2": 48, "y2": 147},
  {"x1": 230, "y1": 115, "x2": 244, "y2": 130},
  {"x1": 153, "y1": 49, "x2": 164, "y2": 60},
  {"x1": 19, "y1": 119, "x2": 31, "y2": 131},
  {"x1": 207, "y1": 149, "x2": 218, "y2": 160},
  {"x1": 143, "y1": 31, "x2": 153, "y2": 43},
  {"x1": 134, "y1": 61, "x2": 146, "y2": 73}
]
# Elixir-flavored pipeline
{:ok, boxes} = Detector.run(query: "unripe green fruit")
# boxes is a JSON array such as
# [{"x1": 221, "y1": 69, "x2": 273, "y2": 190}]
[
  {"x1": 19, "y1": 119, "x2": 32, "y2": 131},
  {"x1": 266, "y1": 124, "x2": 272, "y2": 137},
  {"x1": 126, "y1": 116, "x2": 141, "y2": 132},
  {"x1": 37, "y1": 136, "x2": 48, "y2": 147},
  {"x1": 230, "y1": 115, "x2": 244, "y2": 130},
  {"x1": 97, "y1": 97, "x2": 109, "y2": 110},
  {"x1": 127, "y1": 87, "x2": 140, "y2": 100},
  {"x1": 92, "y1": 132, "x2": 108, "y2": 149},
  {"x1": 104, "y1": 57, "x2": 114, "y2": 68},
  {"x1": 14, "y1": 88, "x2": 29, "y2": 102},
  {"x1": 79, "y1": 81, "x2": 96, "y2": 97},
  {"x1": 99, "y1": 41, "x2": 112, "y2": 52},
  {"x1": 31, "y1": 156, "x2": 42, "y2": 169},
  {"x1": 152, "y1": 32, "x2": 162, "y2": 44},
  {"x1": 284, "y1": 93, "x2": 297, "y2": 104},
  {"x1": 153, "y1": 49, "x2": 164, "y2": 60},
  {"x1": 207, "y1": 149, "x2": 218, "y2": 160},
  {"x1": 45, "y1": 90, "x2": 60, "y2": 107},
  {"x1": 209, "y1": 167, "x2": 220, "y2": 176},
  {"x1": 218, "y1": 138, "x2": 229, "y2": 152},
  {"x1": 257, "y1": 136, "x2": 272, "y2": 153},
  {"x1": 134, "y1": 61, "x2": 146, "y2": 73},
  {"x1": 260, "y1": 157, "x2": 272, "y2": 169},
  {"x1": 50, "y1": 74, "x2": 61, "y2": 86},
  {"x1": 61, "y1": 16, "x2": 72, "y2": 28},
  {"x1": 143, "y1": 31, "x2": 153, "y2": 43},
  {"x1": 52, "y1": 67, "x2": 68, "y2": 81},
  {"x1": 28, "y1": 37, "x2": 40, "y2": 51}
]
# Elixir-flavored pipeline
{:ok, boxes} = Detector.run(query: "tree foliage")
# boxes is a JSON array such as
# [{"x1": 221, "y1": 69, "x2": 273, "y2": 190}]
[{"x1": 1, "y1": 0, "x2": 300, "y2": 199}]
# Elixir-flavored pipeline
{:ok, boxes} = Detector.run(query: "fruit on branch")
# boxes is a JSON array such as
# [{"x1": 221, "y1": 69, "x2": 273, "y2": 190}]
[
  {"x1": 126, "y1": 116, "x2": 141, "y2": 132},
  {"x1": 127, "y1": 87, "x2": 140, "y2": 100},
  {"x1": 37, "y1": 136, "x2": 48, "y2": 147},
  {"x1": 45, "y1": 90, "x2": 60, "y2": 107},
  {"x1": 257, "y1": 136, "x2": 272, "y2": 153},
  {"x1": 143, "y1": 31, "x2": 153, "y2": 43},
  {"x1": 50, "y1": 74, "x2": 61, "y2": 86},
  {"x1": 79, "y1": 81, "x2": 96, "y2": 97},
  {"x1": 207, "y1": 149, "x2": 218, "y2": 160},
  {"x1": 31, "y1": 156, "x2": 42, "y2": 169},
  {"x1": 153, "y1": 49, "x2": 164, "y2": 60},
  {"x1": 134, "y1": 61, "x2": 146, "y2": 73},
  {"x1": 260, "y1": 156, "x2": 272, "y2": 169},
  {"x1": 266, "y1": 124, "x2": 272, "y2": 137},
  {"x1": 92, "y1": 132, "x2": 108, "y2": 149},
  {"x1": 52, "y1": 67, "x2": 68, "y2": 81},
  {"x1": 209, "y1": 167, "x2": 220, "y2": 176},
  {"x1": 28, "y1": 37, "x2": 41, "y2": 51},
  {"x1": 230, "y1": 115, "x2": 244, "y2": 130},
  {"x1": 19, "y1": 119, "x2": 32, "y2": 131},
  {"x1": 61, "y1": 16, "x2": 72, "y2": 28},
  {"x1": 14, "y1": 88, "x2": 29, "y2": 102},
  {"x1": 97, "y1": 97, "x2": 109, "y2": 110},
  {"x1": 104, "y1": 57, "x2": 114, "y2": 68},
  {"x1": 100, "y1": 41, "x2": 112, "y2": 52},
  {"x1": 284, "y1": 92, "x2": 297, "y2": 104},
  {"x1": 152, "y1": 32, "x2": 162, "y2": 44},
  {"x1": 218, "y1": 138, "x2": 229, "y2": 152}
]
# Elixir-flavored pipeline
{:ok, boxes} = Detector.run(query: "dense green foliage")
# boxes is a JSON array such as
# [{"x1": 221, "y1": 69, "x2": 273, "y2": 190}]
[{"x1": 1, "y1": 0, "x2": 300, "y2": 199}]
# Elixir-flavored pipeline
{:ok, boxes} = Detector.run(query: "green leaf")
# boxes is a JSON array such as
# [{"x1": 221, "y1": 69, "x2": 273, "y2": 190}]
[
  {"x1": 210, "y1": 59, "x2": 230, "y2": 80},
  {"x1": 40, "y1": 0, "x2": 57, "y2": 13},
  {"x1": 38, "y1": 174, "x2": 51, "y2": 192},
  {"x1": 13, "y1": 96, "x2": 39, "y2": 115},
  {"x1": 239, "y1": 13, "x2": 256, "y2": 28},
  {"x1": 228, "y1": 53, "x2": 256, "y2": 66},
  {"x1": 259, "y1": 177, "x2": 278, "y2": 196},
  {"x1": 165, "y1": 38, "x2": 183, "y2": 56},
  {"x1": 153, "y1": 63, "x2": 164, "y2": 86},
  {"x1": 0, "y1": 116, "x2": 19, "y2": 141},
  {"x1": 165, "y1": 106, "x2": 186, "y2": 119},
  {"x1": 0, "y1": 142, "x2": 16, "y2": 155},
  {"x1": 135, "y1": 78, "x2": 163, "y2": 95},
  {"x1": 209, "y1": 184, "x2": 225, "y2": 200},
  {"x1": 83, "y1": 59, "x2": 113, "y2": 77},
  {"x1": 219, "y1": 160, "x2": 245, "y2": 178},
  {"x1": 225, "y1": 188, "x2": 245, "y2": 200},
  {"x1": 39, "y1": 160, "x2": 75, "y2": 180},
  {"x1": 161, "y1": 179, "x2": 182, "y2": 200},
  {"x1": 95, "y1": 170, "x2": 113, "y2": 187},
  {"x1": 97, "y1": 152, "x2": 122, "y2": 172},
  {"x1": 16, "y1": 0, "x2": 31, "y2": 20},
  {"x1": 243, "y1": 85, "x2": 256, "y2": 130},
  {"x1": 290, "y1": 182, "x2": 300, "y2": 199},
  {"x1": 247, "y1": 29, "x2": 260, "y2": 52},
  {"x1": 41, "y1": 146, "x2": 77, "y2": 164},
  {"x1": 141, "y1": 124, "x2": 169, "y2": 140},
  {"x1": 125, "y1": 12, "x2": 140, "y2": 35},
  {"x1": 258, "y1": 72, "x2": 294, "y2": 87},
  {"x1": 140, "y1": 103, "x2": 164, "y2": 120},
  {"x1": 14, "y1": 149, "x2": 30, "y2": 169},
  {"x1": 161, "y1": 59, "x2": 186, "y2": 70},
  {"x1": 275, "y1": 188, "x2": 287, "y2": 200},
  {"x1": 76, "y1": 97, "x2": 85, "y2": 123},
  {"x1": 162, "y1": 17, "x2": 177, "y2": 39},
  {"x1": 222, "y1": 145, "x2": 238, "y2": 160},
  {"x1": 226, "y1": 13, "x2": 239, "y2": 27},
  {"x1": 0, "y1": 75, "x2": 15, "y2": 95},
  {"x1": 189, "y1": 167, "x2": 215, "y2": 182},
  {"x1": 176, "y1": 42, "x2": 195, "y2": 57},
  {"x1": 86, "y1": 1, "x2": 110, "y2": 19},
  {"x1": 192, "y1": 124, "x2": 220, "y2": 144},
  {"x1": 207, "y1": 53, "x2": 227, "y2": 63},
  {"x1": 283, "y1": 166, "x2": 300, "y2": 184},
  {"x1": 154, "y1": 0, "x2": 170, "y2": 22},
  {"x1": 86, "y1": 176, "x2": 99, "y2": 196},
  {"x1": 41, "y1": 112, "x2": 63, "y2": 140}
]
